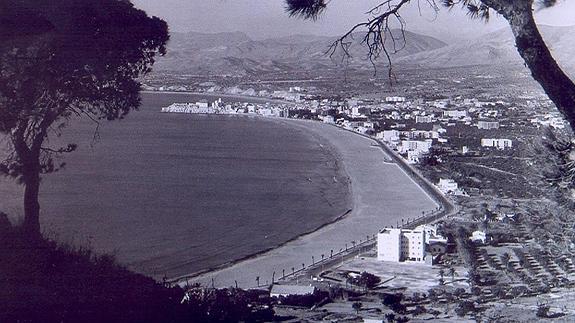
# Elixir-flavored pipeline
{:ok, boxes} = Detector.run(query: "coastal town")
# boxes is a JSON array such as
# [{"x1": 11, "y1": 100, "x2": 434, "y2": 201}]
[
  {"x1": 157, "y1": 71, "x2": 575, "y2": 321},
  {"x1": 4, "y1": 0, "x2": 575, "y2": 322}
]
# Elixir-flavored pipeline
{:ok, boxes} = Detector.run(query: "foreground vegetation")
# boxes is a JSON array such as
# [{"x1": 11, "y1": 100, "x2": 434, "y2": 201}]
[
  {"x1": 0, "y1": 214, "x2": 183, "y2": 322},
  {"x1": 0, "y1": 214, "x2": 283, "y2": 323}
]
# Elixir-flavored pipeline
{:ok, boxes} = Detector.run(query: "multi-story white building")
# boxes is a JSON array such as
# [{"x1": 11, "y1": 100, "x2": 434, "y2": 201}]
[
  {"x1": 377, "y1": 130, "x2": 400, "y2": 143},
  {"x1": 405, "y1": 130, "x2": 439, "y2": 140},
  {"x1": 481, "y1": 138, "x2": 512, "y2": 150},
  {"x1": 377, "y1": 228, "x2": 426, "y2": 263},
  {"x1": 398, "y1": 140, "x2": 432, "y2": 155}
]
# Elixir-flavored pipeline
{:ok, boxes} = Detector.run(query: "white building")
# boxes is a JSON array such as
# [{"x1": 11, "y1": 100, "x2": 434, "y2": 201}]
[
  {"x1": 481, "y1": 138, "x2": 512, "y2": 150},
  {"x1": 470, "y1": 231, "x2": 487, "y2": 244},
  {"x1": 377, "y1": 130, "x2": 400, "y2": 143},
  {"x1": 322, "y1": 115, "x2": 335, "y2": 124},
  {"x1": 406, "y1": 130, "x2": 438, "y2": 139},
  {"x1": 377, "y1": 228, "x2": 426, "y2": 263},
  {"x1": 385, "y1": 96, "x2": 406, "y2": 103},
  {"x1": 443, "y1": 110, "x2": 468, "y2": 119},
  {"x1": 437, "y1": 178, "x2": 458, "y2": 195},
  {"x1": 477, "y1": 120, "x2": 500, "y2": 129},
  {"x1": 196, "y1": 100, "x2": 209, "y2": 109},
  {"x1": 258, "y1": 108, "x2": 274, "y2": 117},
  {"x1": 416, "y1": 115, "x2": 433, "y2": 123},
  {"x1": 407, "y1": 150, "x2": 423, "y2": 164},
  {"x1": 363, "y1": 121, "x2": 375, "y2": 129},
  {"x1": 398, "y1": 140, "x2": 432, "y2": 155},
  {"x1": 415, "y1": 224, "x2": 448, "y2": 245}
]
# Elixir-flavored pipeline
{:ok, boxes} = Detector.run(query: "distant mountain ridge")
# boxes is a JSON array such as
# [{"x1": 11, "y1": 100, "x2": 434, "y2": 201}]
[
  {"x1": 154, "y1": 29, "x2": 447, "y2": 75},
  {"x1": 396, "y1": 25, "x2": 575, "y2": 71},
  {"x1": 154, "y1": 25, "x2": 575, "y2": 75}
]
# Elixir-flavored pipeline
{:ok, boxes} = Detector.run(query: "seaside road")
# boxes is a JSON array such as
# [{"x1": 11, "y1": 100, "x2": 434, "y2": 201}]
[{"x1": 175, "y1": 119, "x2": 439, "y2": 289}]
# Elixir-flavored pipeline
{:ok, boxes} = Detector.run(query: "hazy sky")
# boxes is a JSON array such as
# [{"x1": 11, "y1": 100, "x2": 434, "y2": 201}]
[{"x1": 132, "y1": 0, "x2": 575, "y2": 43}]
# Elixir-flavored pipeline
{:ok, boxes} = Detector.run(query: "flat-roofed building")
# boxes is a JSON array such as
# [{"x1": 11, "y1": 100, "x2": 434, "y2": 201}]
[
  {"x1": 385, "y1": 96, "x2": 406, "y2": 103},
  {"x1": 416, "y1": 115, "x2": 433, "y2": 123},
  {"x1": 377, "y1": 228, "x2": 425, "y2": 263},
  {"x1": 481, "y1": 138, "x2": 512, "y2": 150},
  {"x1": 437, "y1": 178, "x2": 458, "y2": 195},
  {"x1": 477, "y1": 120, "x2": 500, "y2": 129},
  {"x1": 443, "y1": 110, "x2": 468, "y2": 119}
]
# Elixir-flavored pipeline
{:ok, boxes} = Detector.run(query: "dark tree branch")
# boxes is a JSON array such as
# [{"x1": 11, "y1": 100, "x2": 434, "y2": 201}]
[{"x1": 324, "y1": 0, "x2": 413, "y2": 83}]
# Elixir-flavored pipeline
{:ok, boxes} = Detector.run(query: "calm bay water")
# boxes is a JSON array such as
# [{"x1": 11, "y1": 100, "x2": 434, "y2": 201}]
[{"x1": 0, "y1": 93, "x2": 351, "y2": 278}]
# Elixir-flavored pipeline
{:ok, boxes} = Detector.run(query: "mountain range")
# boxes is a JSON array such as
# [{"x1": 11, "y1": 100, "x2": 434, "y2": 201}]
[
  {"x1": 154, "y1": 25, "x2": 575, "y2": 75},
  {"x1": 397, "y1": 25, "x2": 575, "y2": 72}
]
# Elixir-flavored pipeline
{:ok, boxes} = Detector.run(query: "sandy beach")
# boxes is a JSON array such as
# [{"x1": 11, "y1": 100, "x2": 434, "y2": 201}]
[{"x1": 176, "y1": 118, "x2": 439, "y2": 289}]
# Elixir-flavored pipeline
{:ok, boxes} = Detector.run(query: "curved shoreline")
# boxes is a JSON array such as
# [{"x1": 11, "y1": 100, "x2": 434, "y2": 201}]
[
  {"x1": 331, "y1": 124, "x2": 456, "y2": 223},
  {"x1": 171, "y1": 116, "x2": 440, "y2": 289},
  {"x1": 168, "y1": 209, "x2": 352, "y2": 283},
  {"x1": 167, "y1": 114, "x2": 354, "y2": 283}
]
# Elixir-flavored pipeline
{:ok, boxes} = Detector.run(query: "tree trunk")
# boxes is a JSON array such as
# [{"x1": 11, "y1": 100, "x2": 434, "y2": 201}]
[
  {"x1": 22, "y1": 159, "x2": 41, "y2": 239},
  {"x1": 498, "y1": 1, "x2": 575, "y2": 129}
]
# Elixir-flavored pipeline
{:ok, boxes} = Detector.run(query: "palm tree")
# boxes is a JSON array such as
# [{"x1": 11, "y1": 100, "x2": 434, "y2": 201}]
[
  {"x1": 448, "y1": 267, "x2": 457, "y2": 283},
  {"x1": 352, "y1": 301, "x2": 363, "y2": 314},
  {"x1": 501, "y1": 253, "x2": 511, "y2": 269},
  {"x1": 438, "y1": 269, "x2": 445, "y2": 285}
]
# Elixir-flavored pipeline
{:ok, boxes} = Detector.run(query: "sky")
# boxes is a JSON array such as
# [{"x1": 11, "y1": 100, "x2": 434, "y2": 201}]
[{"x1": 131, "y1": 0, "x2": 575, "y2": 43}]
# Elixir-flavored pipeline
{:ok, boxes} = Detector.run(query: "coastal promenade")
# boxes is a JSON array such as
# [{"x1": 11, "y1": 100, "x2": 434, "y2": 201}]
[{"x1": 173, "y1": 118, "x2": 439, "y2": 289}]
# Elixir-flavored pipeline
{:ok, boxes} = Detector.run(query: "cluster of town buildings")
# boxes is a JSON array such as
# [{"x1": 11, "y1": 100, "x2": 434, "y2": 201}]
[{"x1": 161, "y1": 100, "x2": 289, "y2": 117}]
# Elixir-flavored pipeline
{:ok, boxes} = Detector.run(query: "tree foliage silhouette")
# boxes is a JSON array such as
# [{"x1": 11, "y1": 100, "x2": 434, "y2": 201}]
[
  {"x1": 0, "y1": 0, "x2": 169, "y2": 237},
  {"x1": 285, "y1": 0, "x2": 575, "y2": 130}
]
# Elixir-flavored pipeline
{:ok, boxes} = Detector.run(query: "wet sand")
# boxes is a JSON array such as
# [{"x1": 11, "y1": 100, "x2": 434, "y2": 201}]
[{"x1": 175, "y1": 118, "x2": 439, "y2": 289}]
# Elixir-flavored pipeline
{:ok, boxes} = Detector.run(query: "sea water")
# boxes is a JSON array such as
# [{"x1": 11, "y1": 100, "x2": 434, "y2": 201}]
[{"x1": 0, "y1": 92, "x2": 351, "y2": 279}]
